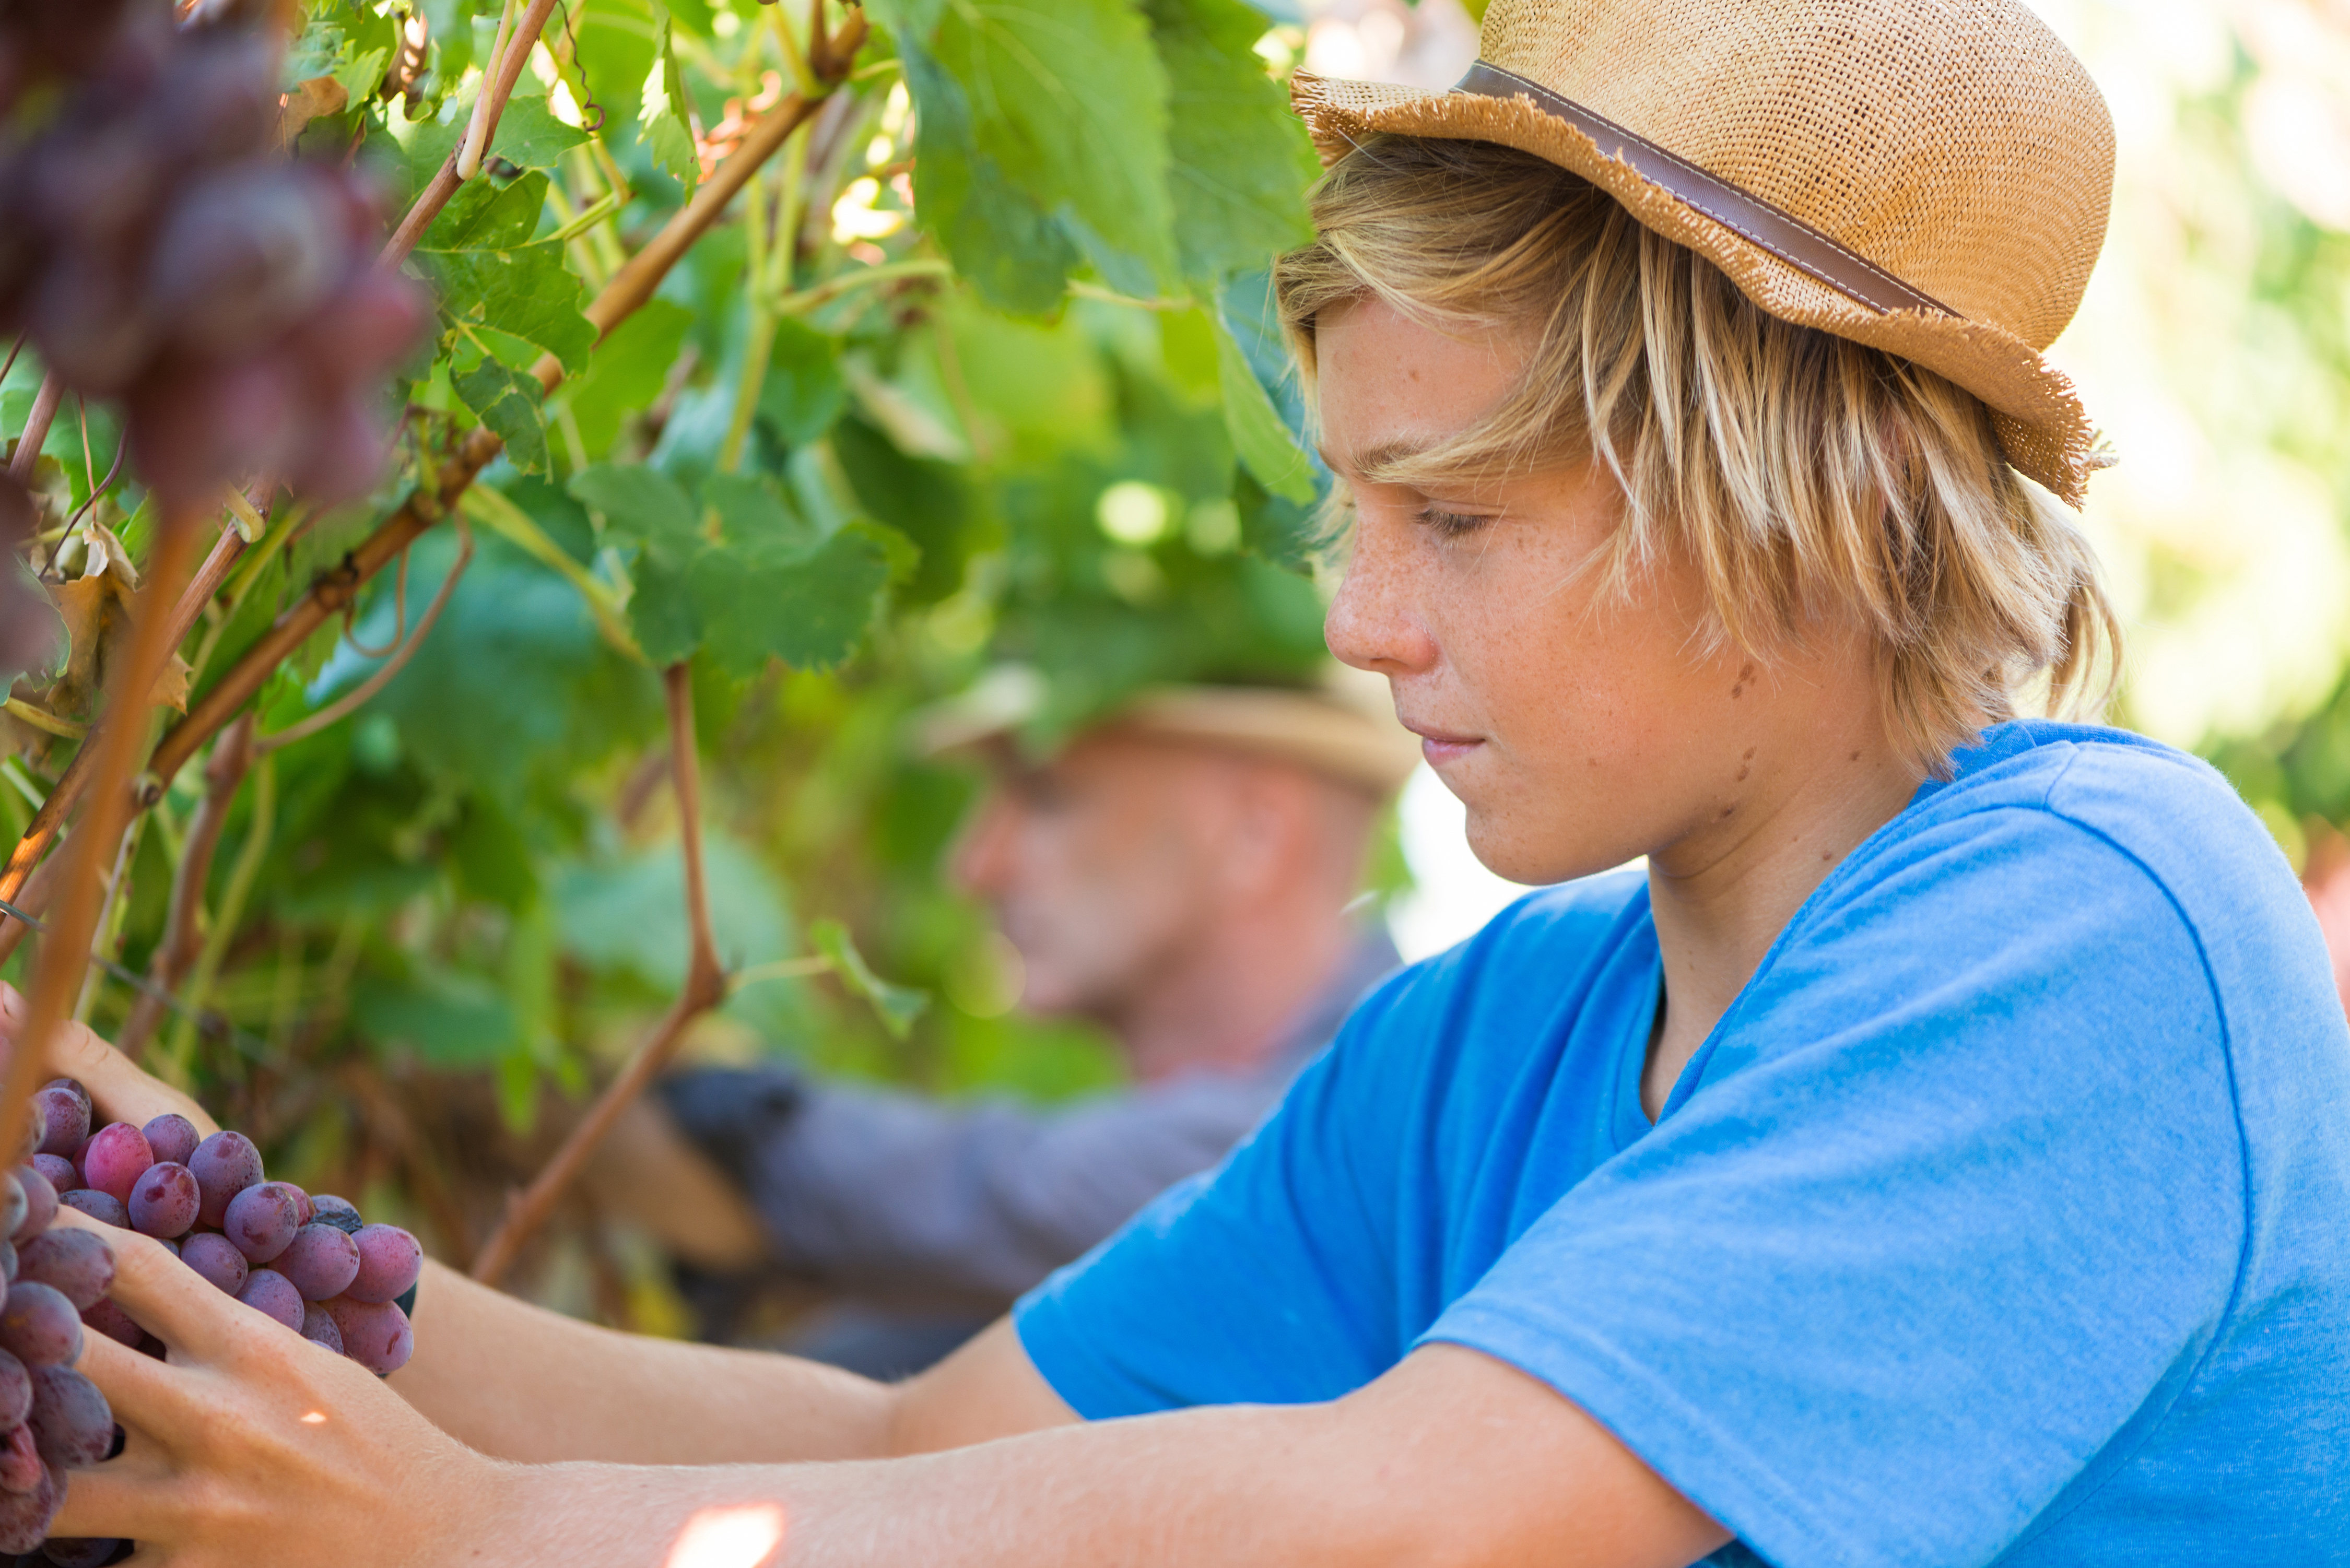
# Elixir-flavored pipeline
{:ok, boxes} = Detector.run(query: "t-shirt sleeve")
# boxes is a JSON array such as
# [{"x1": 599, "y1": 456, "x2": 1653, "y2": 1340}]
[
  {"x1": 1013, "y1": 968, "x2": 1424, "y2": 1417},
  {"x1": 1424, "y1": 807, "x2": 2248, "y2": 1568}
]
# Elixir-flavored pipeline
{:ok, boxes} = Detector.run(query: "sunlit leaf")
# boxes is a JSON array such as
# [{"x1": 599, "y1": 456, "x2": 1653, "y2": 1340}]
[{"x1": 809, "y1": 916, "x2": 929, "y2": 1039}]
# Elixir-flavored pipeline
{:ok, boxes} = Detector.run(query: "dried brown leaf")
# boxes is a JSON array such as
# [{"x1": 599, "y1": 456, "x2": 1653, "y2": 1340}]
[{"x1": 278, "y1": 76, "x2": 350, "y2": 150}]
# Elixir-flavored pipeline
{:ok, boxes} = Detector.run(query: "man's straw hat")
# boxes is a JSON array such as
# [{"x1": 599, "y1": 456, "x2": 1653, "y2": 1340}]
[
  {"x1": 1291, "y1": 0, "x2": 2117, "y2": 506},
  {"x1": 913, "y1": 665, "x2": 1422, "y2": 798}
]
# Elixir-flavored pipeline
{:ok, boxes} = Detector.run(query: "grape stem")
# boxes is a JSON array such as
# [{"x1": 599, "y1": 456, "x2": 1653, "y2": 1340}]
[
  {"x1": 5, "y1": 371, "x2": 62, "y2": 484},
  {"x1": 468, "y1": 662, "x2": 727, "y2": 1286},
  {"x1": 116, "y1": 713, "x2": 255, "y2": 1060},
  {"x1": 0, "y1": 505, "x2": 205, "y2": 1162},
  {"x1": 0, "y1": 509, "x2": 250, "y2": 964}
]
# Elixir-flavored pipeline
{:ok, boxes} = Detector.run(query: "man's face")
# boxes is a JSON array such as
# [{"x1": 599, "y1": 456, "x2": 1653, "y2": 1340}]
[{"x1": 948, "y1": 731, "x2": 1237, "y2": 1019}]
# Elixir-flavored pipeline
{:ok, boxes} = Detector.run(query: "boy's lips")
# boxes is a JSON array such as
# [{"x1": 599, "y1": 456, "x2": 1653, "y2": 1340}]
[{"x1": 1402, "y1": 720, "x2": 1483, "y2": 768}]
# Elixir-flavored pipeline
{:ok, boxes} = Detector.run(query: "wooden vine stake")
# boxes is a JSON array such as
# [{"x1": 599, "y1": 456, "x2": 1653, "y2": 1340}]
[
  {"x1": 468, "y1": 664, "x2": 727, "y2": 1285},
  {"x1": 0, "y1": 509, "x2": 204, "y2": 1156}
]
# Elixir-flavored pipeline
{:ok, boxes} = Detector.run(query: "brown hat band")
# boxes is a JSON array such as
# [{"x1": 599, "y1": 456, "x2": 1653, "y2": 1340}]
[{"x1": 1454, "y1": 61, "x2": 1959, "y2": 321}]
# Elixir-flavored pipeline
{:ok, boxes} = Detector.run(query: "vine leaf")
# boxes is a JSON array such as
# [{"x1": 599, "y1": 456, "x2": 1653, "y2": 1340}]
[
  {"x1": 561, "y1": 300, "x2": 695, "y2": 457},
  {"x1": 48, "y1": 563, "x2": 192, "y2": 720},
  {"x1": 489, "y1": 95, "x2": 589, "y2": 170},
  {"x1": 453, "y1": 357, "x2": 552, "y2": 475},
  {"x1": 1213, "y1": 312, "x2": 1315, "y2": 504},
  {"x1": 639, "y1": 1, "x2": 701, "y2": 194},
  {"x1": 415, "y1": 173, "x2": 597, "y2": 373},
  {"x1": 1147, "y1": 0, "x2": 1319, "y2": 282},
  {"x1": 567, "y1": 463, "x2": 904, "y2": 675},
  {"x1": 809, "y1": 917, "x2": 928, "y2": 1039},
  {"x1": 893, "y1": 0, "x2": 1176, "y2": 310}
]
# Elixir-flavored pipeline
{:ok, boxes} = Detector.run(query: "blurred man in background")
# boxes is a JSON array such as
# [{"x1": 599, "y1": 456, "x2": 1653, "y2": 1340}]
[{"x1": 591, "y1": 668, "x2": 1416, "y2": 1376}]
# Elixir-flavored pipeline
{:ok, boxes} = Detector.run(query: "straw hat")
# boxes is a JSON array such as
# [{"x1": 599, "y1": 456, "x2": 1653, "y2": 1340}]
[
  {"x1": 912, "y1": 664, "x2": 1422, "y2": 798},
  {"x1": 1291, "y1": 0, "x2": 2117, "y2": 506}
]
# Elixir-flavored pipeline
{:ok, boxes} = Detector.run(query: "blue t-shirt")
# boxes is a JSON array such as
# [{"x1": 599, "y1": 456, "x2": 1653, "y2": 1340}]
[{"x1": 1014, "y1": 723, "x2": 2350, "y2": 1566}]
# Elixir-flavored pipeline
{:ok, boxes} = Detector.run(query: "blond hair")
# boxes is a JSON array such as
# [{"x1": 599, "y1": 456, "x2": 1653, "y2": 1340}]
[{"x1": 1273, "y1": 135, "x2": 2119, "y2": 776}]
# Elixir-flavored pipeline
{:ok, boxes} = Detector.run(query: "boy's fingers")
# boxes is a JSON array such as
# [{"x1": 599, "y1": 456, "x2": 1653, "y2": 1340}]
[
  {"x1": 71, "y1": 1326, "x2": 201, "y2": 1439},
  {"x1": 50, "y1": 1442, "x2": 186, "y2": 1544},
  {"x1": 0, "y1": 987, "x2": 217, "y2": 1137},
  {"x1": 48, "y1": 1209, "x2": 237, "y2": 1364}
]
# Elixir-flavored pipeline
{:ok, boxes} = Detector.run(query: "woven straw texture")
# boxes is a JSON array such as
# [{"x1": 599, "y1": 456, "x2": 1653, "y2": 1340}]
[{"x1": 1291, "y1": 0, "x2": 2118, "y2": 505}]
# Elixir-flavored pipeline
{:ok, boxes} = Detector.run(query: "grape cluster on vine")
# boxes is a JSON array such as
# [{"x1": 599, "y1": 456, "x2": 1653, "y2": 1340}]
[
  {"x1": 2, "y1": 1078, "x2": 421, "y2": 1565},
  {"x1": 0, "y1": 0, "x2": 422, "y2": 507}
]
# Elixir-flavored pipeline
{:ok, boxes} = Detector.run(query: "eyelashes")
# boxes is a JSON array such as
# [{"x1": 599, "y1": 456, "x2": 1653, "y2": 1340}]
[{"x1": 1417, "y1": 506, "x2": 1489, "y2": 538}]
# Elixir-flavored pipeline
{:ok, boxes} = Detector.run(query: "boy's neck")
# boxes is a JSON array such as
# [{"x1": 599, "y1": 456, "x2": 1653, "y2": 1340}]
[{"x1": 1639, "y1": 716, "x2": 1923, "y2": 1119}]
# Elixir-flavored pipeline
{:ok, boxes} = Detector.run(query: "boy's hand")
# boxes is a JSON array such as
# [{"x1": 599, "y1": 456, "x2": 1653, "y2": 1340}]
[{"x1": 0, "y1": 983, "x2": 219, "y2": 1138}]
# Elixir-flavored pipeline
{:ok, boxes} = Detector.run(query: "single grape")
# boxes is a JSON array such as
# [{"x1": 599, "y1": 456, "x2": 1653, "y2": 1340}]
[
  {"x1": 274, "y1": 1223, "x2": 358, "y2": 1302},
  {"x1": 14, "y1": 1233, "x2": 111, "y2": 1313},
  {"x1": 0, "y1": 1424, "x2": 39, "y2": 1494},
  {"x1": 8, "y1": 1170, "x2": 51, "y2": 1248},
  {"x1": 53, "y1": 1192, "x2": 124, "y2": 1230},
  {"x1": 77, "y1": 1125, "x2": 150, "y2": 1207},
  {"x1": 221, "y1": 1182, "x2": 299, "y2": 1264},
  {"x1": 21, "y1": 1164, "x2": 69, "y2": 1217},
  {"x1": 0, "y1": 1287, "x2": 80, "y2": 1369},
  {"x1": 273, "y1": 1182, "x2": 314, "y2": 1225},
  {"x1": 323, "y1": 1297, "x2": 411, "y2": 1376},
  {"x1": 0, "y1": 1352, "x2": 28, "y2": 1429},
  {"x1": 138, "y1": 1114, "x2": 199, "y2": 1169},
  {"x1": 346, "y1": 1224, "x2": 421, "y2": 1305},
  {"x1": 37, "y1": 1086, "x2": 86, "y2": 1121},
  {"x1": 0, "y1": 1459, "x2": 56, "y2": 1553},
  {"x1": 126, "y1": 1161, "x2": 196, "y2": 1240},
  {"x1": 308, "y1": 1194, "x2": 361, "y2": 1235},
  {"x1": 298, "y1": 1302, "x2": 342, "y2": 1355},
  {"x1": 76, "y1": 1300, "x2": 137, "y2": 1351},
  {"x1": 233, "y1": 1268, "x2": 301, "y2": 1332},
  {"x1": 37, "y1": 1537, "x2": 120, "y2": 1566},
  {"x1": 186, "y1": 1130, "x2": 261, "y2": 1228},
  {"x1": 26, "y1": 1365, "x2": 110, "y2": 1468},
  {"x1": 0, "y1": 1179, "x2": 22, "y2": 1244},
  {"x1": 28, "y1": 1092, "x2": 83, "y2": 1162},
  {"x1": 177, "y1": 1232, "x2": 245, "y2": 1297}
]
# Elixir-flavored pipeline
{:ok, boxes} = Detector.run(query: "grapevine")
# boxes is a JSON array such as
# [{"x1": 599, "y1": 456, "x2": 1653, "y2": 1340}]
[{"x1": 0, "y1": 0, "x2": 1342, "y2": 1512}]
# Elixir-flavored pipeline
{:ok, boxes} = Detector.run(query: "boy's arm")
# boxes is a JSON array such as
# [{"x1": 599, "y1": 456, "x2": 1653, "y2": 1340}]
[{"x1": 18, "y1": 994, "x2": 1076, "y2": 1467}]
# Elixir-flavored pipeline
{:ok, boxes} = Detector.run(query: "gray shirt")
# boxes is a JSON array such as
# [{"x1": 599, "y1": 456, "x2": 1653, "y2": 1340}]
[{"x1": 739, "y1": 930, "x2": 1401, "y2": 1308}]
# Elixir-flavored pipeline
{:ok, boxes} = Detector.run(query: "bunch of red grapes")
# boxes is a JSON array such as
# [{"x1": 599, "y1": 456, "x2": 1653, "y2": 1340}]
[
  {"x1": 3, "y1": 1078, "x2": 421, "y2": 1565},
  {"x1": 0, "y1": 0, "x2": 424, "y2": 506}
]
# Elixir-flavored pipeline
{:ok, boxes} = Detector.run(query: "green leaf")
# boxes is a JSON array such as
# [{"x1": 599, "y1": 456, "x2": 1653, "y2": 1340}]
[
  {"x1": 809, "y1": 917, "x2": 929, "y2": 1039},
  {"x1": 1233, "y1": 463, "x2": 1325, "y2": 571},
  {"x1": 354, "y1": 965, "x2": 517, "y2": 1068},
  {"x1": 567, "y1": 463, "x2": 701, "y2": 565},
  {"x1": 416, "y1": 173, "x2": 597, "y2": 371},
  {"x1": 1213, "y1": 310, "x2": 1315, "y2": 503},
  {"x1": 489, "y1": 95, "x2": 589, "y2": 170},
  {"x1": 561, "y1": 299, "x2": 693, "y2": 458},
  {"x1": 1145, "y1": 0, "x2": 1318, "y2": 281},
  {"x1": 900, "y1": 0, "x2": 1176, "y2": 310},
  {"x1": 283, "y1": 2, "x2": 396, "y2": 103},
  {"x1": 639, "y1": 1, "x2": 700, "y2": 194},
  {"x1": 703, "y1": 471, "x2": 819, "y2": 556},
  {"x1": 626, "y1": 551, "x2": 702, "y2": 665},
  {"x1": 453, "y1": 357, "x2": 552, "y2": 475},
  {"x1": 691, "y1": 521, "x2": 901, "y2": 678},
  {"x1": 758, "y1": 319, "x2": 848, "y2": 447}
]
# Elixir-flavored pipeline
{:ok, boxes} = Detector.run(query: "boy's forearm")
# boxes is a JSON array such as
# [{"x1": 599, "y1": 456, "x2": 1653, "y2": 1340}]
[
  {"x1": 391, "y1": 1260, "x2": 898, "y2": 1465},
  {"x1": 451, "y1": 1347, "x2": 1726, "y2": 1568}
]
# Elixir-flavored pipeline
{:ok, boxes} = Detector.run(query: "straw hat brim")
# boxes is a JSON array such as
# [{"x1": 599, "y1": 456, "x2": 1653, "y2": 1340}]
[
  {"x1": 1291, "y1": 73, "x2": 2105, "y2": 508},
  {"x1": 912, "y1": 671, "x2": 1422, "y2": 798}
]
